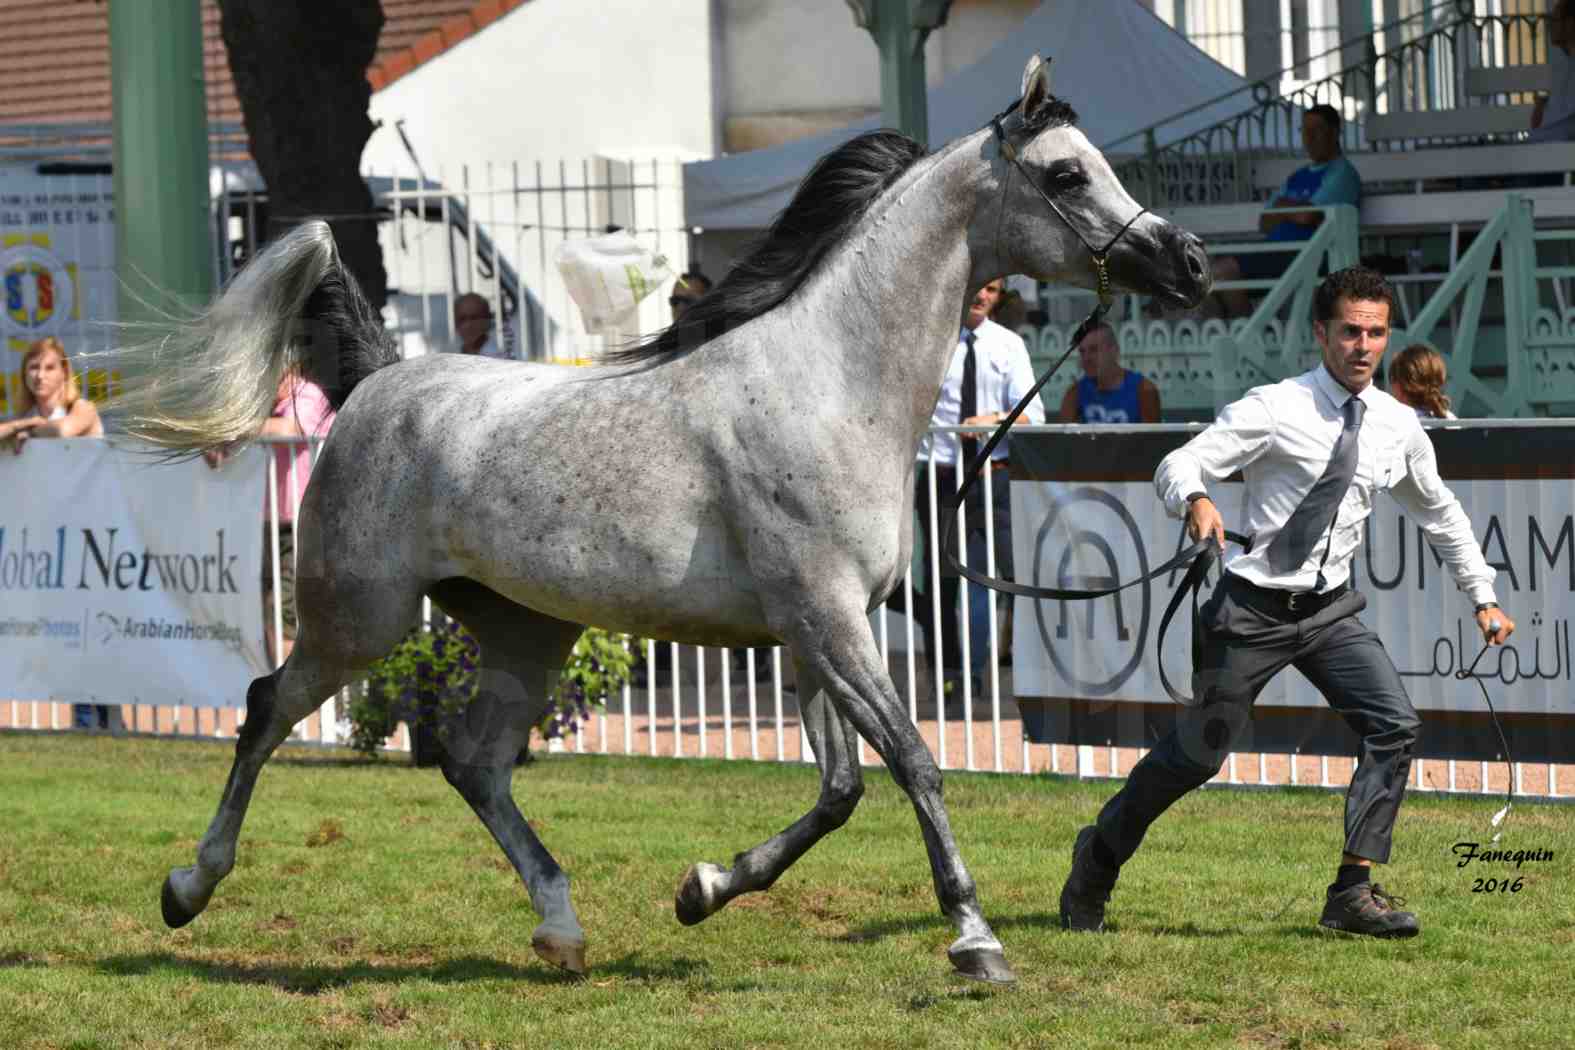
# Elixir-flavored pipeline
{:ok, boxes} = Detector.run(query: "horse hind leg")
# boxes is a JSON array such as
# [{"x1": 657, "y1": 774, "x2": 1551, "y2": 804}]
[
  {"x1": 161, "y1": 579, "x2": 421, "y2": 928},
  {"x1": 426, "y1": 579, "x2": 589, "y2": 976},
  {"x1": 676, "y1": 661, "x2": 864, "y2": 925}
]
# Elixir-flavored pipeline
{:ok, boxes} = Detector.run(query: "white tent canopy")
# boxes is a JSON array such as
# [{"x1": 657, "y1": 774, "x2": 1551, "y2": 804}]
[{"x1": 685, "y1": 1, "x2": 1253, "y2": 231}]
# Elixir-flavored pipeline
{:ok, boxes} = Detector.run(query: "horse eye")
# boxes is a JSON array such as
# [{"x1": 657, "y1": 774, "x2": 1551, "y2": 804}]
[{"x1": 1047, "y1": 168, "x2": 1086, "y2": 195}]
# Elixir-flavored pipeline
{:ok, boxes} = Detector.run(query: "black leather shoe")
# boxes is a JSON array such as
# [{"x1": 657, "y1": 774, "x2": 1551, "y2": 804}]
[
  {"x1": 1318, "y1": 882, "x2": 1420, "y2": 938},
  {"x1": 1059, "y1": 825, "x2": 1118, "y2": 932}
]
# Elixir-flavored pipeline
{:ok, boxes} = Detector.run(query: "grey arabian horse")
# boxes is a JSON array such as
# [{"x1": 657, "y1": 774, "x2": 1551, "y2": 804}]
[{"x1": 115, "y1": 57, "x2": 1208, "y2": 984}]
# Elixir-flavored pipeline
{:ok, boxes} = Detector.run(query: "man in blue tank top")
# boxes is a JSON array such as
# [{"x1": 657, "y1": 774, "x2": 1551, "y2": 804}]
[{"x1": 1058, "y1": 322, "x2": 1161, "y2": 423}]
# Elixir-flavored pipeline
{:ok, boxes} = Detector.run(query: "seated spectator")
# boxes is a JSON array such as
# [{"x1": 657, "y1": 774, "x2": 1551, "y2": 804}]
[
  {"x1": 1058, "y1": 322, "x2": 1161, "y2": 423},
  {"x1": 1532, "y1": 0, "x2": 1575, "y2": 141},
  {"x1": 1388, "y1": 344, "x2": 1457, "y2": 420},
  {"x1": 206, "y1": 367, "x2": 336, "y2": 667},
  {"x1": 453, "y1": 293, "x2": 510, "y2": 358},
  {"x1": 1212, "y1": 104, "x2": 1361, "y2": 317},
  {"x1": 2, "y1": 337, "x2": 111, "y2": 730}
]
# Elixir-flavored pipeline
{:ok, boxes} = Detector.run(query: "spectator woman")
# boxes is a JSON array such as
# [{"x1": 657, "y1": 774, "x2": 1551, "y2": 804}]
[
  {"x1": 0, "y1": 336, "x2": 103, "y2": 454},
  {"x1": 1388, "y1": 344, "x2": 1457, "y2": 420},
  {"x1": 3, "y1": 337, "x2": 112, "y2": 730}
]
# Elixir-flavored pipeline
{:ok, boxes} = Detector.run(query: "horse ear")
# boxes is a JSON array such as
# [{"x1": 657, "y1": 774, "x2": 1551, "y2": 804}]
[{"x1": 1020, "y1": 54, "x2": 1052, "y2": 121}]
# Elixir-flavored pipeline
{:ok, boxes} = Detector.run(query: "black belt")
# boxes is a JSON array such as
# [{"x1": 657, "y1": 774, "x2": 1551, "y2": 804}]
[{"x1": 1223, "y1": 574, "x2": 1349, "y2": 619}]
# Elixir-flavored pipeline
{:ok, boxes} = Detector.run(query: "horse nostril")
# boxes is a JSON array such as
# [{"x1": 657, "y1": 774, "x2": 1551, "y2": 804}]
[{"x1": 1186, "y1": 242, "x2": 1208, "y2": 281}]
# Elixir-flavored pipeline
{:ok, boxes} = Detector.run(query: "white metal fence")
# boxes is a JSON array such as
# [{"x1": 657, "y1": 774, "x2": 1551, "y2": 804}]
[
  {"x1": 212, "y1": 156, "x2": 693, "y2": 365},
  {"x1": 3, "y1": 430, "x2": 1568, "y2": 802}
]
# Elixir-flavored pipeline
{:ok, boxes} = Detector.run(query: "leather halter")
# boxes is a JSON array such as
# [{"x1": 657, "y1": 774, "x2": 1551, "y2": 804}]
[{"x1": 988, "y1": 105, "x2": 1148, "y2": 310}]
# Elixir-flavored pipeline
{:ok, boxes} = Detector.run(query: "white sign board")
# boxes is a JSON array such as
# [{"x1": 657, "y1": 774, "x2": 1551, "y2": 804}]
[
  {"x1": 1, "y1": 441, "x2": 269, "y2": 706},
  {"x1": 1013, "y1": 480, "x2": 1573, "y2": 717}
]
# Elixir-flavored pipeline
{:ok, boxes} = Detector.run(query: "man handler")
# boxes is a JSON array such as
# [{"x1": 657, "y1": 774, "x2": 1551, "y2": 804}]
[{"x1": 1060, "y1": 267, "x2": 1515, "y2": 938}]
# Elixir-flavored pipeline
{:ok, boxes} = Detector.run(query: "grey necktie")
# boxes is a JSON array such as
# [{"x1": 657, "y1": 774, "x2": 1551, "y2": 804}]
[{"x1": 1267, "y1": 395, "x2": 1366, "y2": 582}]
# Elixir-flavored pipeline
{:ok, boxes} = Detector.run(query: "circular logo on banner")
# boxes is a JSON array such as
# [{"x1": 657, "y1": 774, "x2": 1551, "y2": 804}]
[
  {"x1": 1032, "y1": 487, "x2": 1151, "y2": 696},
  {"x1": 1, "y1": 244, "x2": 75, "y2": 336}
]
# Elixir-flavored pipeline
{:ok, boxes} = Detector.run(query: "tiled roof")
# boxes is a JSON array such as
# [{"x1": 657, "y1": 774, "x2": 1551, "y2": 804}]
[
  {"x1": 0, "y1": 0, "x2": 523, "y2": 133},
  {"x1": 368, "y1": 0, "x2": 535, "y2": 92}
]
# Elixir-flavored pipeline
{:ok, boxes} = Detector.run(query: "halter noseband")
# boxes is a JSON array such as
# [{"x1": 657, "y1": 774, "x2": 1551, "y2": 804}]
[{"x1": 989, "y1": 105, "x2": 1147, "y2": 311}]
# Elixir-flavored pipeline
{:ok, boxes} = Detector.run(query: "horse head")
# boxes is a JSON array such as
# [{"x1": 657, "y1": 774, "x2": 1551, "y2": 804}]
[{"x1": 971, "y1": 54, "x2": 1211, "y2": 310}]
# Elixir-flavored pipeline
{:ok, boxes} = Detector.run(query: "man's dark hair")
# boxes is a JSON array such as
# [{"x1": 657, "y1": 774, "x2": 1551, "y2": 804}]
[
  {"x1": 1307, "y1": 103, "x2": 1342, "y2": 138},
  {"x1": 1313, "y1": 266, "x2": 1396, "y2": 323},
  {"x1": 1078, "y1": 320, "x2": 1118, "y2": 344},
  {"x1": 680, "y1": 268, "x2": 712, "y2": 294}
]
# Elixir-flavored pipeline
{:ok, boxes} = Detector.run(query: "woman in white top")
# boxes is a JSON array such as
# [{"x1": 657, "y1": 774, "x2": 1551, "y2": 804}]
[
  {"x1": 1387, "y1": 343, "x2": 1458, "y2": 420},
  {"x1": 2, "y1": 337, "x2": 108, "y2": 730},
  {"x1": 1, "y1": 336, "x2": 104, "y2": 453}
]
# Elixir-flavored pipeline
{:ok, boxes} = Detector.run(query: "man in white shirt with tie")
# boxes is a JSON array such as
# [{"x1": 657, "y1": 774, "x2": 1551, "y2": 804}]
[
  {"x1": 897, "y1": 278, "x2": 1044, "y2": 690},
  {"x1": 1060, "y1": 267, "x2": 1516, "y2": 939}
]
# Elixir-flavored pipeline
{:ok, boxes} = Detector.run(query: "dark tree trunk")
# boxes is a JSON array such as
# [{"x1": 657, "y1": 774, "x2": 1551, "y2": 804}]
[{"x1": 217, "y1": 0, "x2": 388, "y2": 309}]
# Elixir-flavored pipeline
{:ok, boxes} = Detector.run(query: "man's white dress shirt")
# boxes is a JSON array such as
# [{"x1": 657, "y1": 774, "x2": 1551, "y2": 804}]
[
  {"x1": 918, "y1": 317, "x2": 1045, "y2": 467},
  {"x1": 1155, "y1": 364, "x2": 1497, "y2": 605}
]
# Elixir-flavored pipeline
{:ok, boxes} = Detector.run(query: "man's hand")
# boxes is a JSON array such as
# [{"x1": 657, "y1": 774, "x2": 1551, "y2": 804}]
[
  {"x1": 1187, "y1": 496, "x2": 1225, "y2": 551},
  {"x1": 962, "y1": 412, "x2": 1006, "y2": 427},
  {"x1": 1476, "y1": 608, "x2": 1515, "y2": 646}
]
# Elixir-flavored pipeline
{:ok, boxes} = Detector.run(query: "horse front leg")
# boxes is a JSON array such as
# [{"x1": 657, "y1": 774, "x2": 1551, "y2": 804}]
[
  {"x1": 780, "y1": 595, "x2": 1014, "y2": 984},
  {"x1": 675, "y1": 664, "x2": 865, "y2": 924}
]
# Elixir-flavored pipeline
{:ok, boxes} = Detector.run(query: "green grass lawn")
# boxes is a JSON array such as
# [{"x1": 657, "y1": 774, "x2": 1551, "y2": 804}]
[{"x1": 2, "y1": 733, "x2": 1571, "y2": 1050}]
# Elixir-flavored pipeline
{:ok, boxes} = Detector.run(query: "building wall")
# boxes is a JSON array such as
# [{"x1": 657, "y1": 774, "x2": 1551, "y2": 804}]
[
  {"x1": 360, "y1": 0, "x2": 717, "y2": 357},
  {"x1": 363, "y1": 0, "x2": 718, "y2": 174},
  {"x1": 716, "y1": 0, "x2": 1040, "y2": 152}
]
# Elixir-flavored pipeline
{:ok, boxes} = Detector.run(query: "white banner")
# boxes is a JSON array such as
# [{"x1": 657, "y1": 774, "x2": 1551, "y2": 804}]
[
  {"x1": 1012, "y1": 480, "x2": 1574, "y2": 716},
  {"x1": 1, "y1": 441, "x2": 268, "y2": 706}
]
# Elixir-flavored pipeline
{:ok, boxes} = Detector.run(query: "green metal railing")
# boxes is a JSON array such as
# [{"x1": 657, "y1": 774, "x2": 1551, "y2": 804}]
[
  {"x1": 1025, "y1": 198, "x2": 1575, "y2": 418},
  {"x1": 1110, "y1": 1, "x2": 1552, "y2": 209}
]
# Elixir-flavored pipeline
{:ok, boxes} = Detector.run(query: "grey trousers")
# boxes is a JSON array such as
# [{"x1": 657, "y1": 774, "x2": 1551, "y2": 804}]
[{"x1": 1094, "y1": 572, "x2": 1421, "y2": 865}]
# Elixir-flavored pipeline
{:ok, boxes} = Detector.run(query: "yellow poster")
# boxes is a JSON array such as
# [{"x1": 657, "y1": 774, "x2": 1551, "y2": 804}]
[{"x1": 0, "y1": 172, "x2": 118, "y2": 415}]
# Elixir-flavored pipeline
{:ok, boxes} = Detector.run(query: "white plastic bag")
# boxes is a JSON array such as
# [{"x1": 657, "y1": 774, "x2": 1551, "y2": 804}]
[{"x1": 553, "y1": 231, "x2": 672, "y2": 335}]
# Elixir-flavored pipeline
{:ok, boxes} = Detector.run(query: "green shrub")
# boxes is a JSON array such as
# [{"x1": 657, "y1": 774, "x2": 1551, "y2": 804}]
[{"x1": 347, "y1": 619, "x2": 639, "y2": 760}]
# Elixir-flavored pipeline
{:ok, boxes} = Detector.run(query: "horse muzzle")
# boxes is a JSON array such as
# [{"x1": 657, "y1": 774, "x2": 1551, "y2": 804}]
[{"x1": 1109, "y1": 220, "x2": 1212, "y2": 309}]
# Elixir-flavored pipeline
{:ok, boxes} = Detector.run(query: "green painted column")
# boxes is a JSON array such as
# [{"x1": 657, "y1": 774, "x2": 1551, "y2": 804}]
[
  {"x1": 846, "y1": 0, "x2": 954, "y2": 147},
  {"x1": 110, "y1": 0, "x2": 213, "y2": 325}
]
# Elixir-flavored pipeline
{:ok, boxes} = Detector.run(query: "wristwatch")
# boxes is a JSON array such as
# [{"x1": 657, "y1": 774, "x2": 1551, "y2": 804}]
[
  {"x1": 1475, "y1": 601, "x2": 1500, "y2": 614},
  {"x1": 1185, "y1": 491, "x2": 1210, "y2": 505}
]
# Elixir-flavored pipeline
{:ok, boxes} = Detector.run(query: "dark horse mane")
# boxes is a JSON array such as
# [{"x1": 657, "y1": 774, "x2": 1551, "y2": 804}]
[{"x1": 606, "y1": 130, "x2": 929, "y2": 365}]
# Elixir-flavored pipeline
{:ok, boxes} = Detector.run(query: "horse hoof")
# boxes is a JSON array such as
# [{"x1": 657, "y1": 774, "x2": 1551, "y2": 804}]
[
  {"x1": 947, "y1": 944, "x2": 1016, "y2": 985},
  {"x1": 675, "y1": 862, "x2": 727, "y2": 926},
  {"x1": 160, "y1": 874, "x2": 201, "y2": 929},
  {"x1": 531, "y1": 932, "x2": 588, "y2": 976}
]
